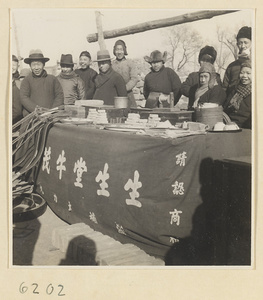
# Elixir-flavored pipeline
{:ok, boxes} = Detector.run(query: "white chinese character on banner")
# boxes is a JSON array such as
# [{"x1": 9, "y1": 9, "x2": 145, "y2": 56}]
[
  {"x1": 170, "y1": 209, "x2": 183, "y2": 225},
  {"x1": 95, "y1": 163, "x2": 110, "y2": 197},
  {"x1": 124, "y1": 170, "x2": 142, "y2": 208},
  {"x1": 89, "y1": 212, "x2": 98, "y2": 224},
  {"x1": 115, "y1": 223, "x2": 126, "y2": 235},
  {"x1": 170, "y1": 237, "x2": 180, "y2": 244},
  {"x1": 54, "y1": 194, "x2": 58, "y2": 203},
  {"x1": 172, "y1": 181, "x2": 185, "y2": 195},
  {"x1": 42, "y1": 146, "x2": 51, "y2": 174},
  {"x1": 73, "y1": 157, "x2": 87, "y2": 188},
  {"x1": 56, "y1": 150, "x2": 66, "y2": 180},
  {"x1": 68, "y1": 201, "x2": 72, "y2": 211},
  {"x1": 176, "y1": 151, "x2": 187, "y2": 167}
]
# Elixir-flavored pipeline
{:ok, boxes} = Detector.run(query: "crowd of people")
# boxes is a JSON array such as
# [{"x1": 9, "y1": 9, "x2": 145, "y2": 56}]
[{"x1": 12, "y1": 26, "x2": 252, "y2": 129}]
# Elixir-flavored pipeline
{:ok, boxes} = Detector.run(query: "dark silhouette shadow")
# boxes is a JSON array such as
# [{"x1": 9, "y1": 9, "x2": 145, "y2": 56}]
[
  {"x1": 13, "y1": 218, "x2": 41, "y2": 265},
  {"x1": 165, "y1": 157, "x2": 217, "y2": 265},
  {"x1": 12, "y1": 193, "x2": 47, "y2": 265},
  {"x1": 59, "y1": 235, "x2": 98, "y2": 266}
]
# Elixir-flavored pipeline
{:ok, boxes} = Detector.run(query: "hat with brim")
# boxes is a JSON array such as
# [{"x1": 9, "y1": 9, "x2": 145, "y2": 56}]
[
  {"x1": 94, "y1": 50, "x2": 113, "y2": 62},
  {"x1": 60, "y1": 54, "x2": 74, "y2": 66},
  {"x1": 24, "y1": 49, "x2": 50, "y2": 64},
  {"x1": 144, "y1": 50, "x2": 167, "y2": 64},
  {"x1": 19, "y1": 68, "x2": 31, "y2": 78}
]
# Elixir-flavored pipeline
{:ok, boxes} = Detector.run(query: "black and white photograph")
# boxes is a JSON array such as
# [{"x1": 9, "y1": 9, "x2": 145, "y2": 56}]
[{"x1": 10, "y1": 8, "x2": 254, "y2": 269}]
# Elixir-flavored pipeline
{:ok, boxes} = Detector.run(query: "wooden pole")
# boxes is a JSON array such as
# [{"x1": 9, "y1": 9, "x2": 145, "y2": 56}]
[
  {"x1": 87, "y1": 10, "x2": 238, "y2": 43},
  {"x1": 95, "y1": 11, "x2": 106, "y2": 50}
]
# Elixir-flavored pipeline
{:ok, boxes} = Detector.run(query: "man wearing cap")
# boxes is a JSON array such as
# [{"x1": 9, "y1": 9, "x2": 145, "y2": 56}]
[
  {"x1": 112, "y1": 40, "x2": 138, "y2": 107},
  {"x1": 57, "y1": 54, "x2": 85, "y2": 105},
  {"x1": 12, "y1": 54, "x2": 22, "y2": 123},
  {"x1": 75, "y1": 51, "x2": 97, "y2": 99},
  {"x1": 223, "y1": 26, "x2": 252, "y2": 95},
  {"x1": 143, "y1": 50, "x2": 181, "y2": 108},
  {"x1": 20, "y1": 49, "x2": 64, "y2": 116},
  {"x1": 93, "y1": 49, "x2": 127, "y2": 105},
  {"x1": 181, "y1": 46, "x2": 222, "y2": 98}
]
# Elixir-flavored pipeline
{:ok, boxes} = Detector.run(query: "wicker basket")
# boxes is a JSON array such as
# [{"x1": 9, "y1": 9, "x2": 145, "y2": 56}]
[{"x1": 194, "y1": 106, "x2": 223, "y2": 130}]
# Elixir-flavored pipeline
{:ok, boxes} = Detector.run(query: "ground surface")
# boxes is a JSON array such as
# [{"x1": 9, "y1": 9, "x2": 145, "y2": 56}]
[
  {"x1": 13, "y1": 206, "x2": 75, "y2": 266},
  {"x1": 13, "y1": 205, "x2": 164, "y2": 266}
]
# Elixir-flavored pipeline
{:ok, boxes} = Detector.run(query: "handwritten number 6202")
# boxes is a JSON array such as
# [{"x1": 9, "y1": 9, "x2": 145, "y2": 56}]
[{"x1": 19, "y1": 282, "x2": 65, "y2": 296}]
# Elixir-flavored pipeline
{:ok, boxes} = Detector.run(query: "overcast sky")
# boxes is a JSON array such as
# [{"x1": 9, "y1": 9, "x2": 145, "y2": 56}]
[{"x1": 11, "y1": 9, "x2": 253, "y2": 67}]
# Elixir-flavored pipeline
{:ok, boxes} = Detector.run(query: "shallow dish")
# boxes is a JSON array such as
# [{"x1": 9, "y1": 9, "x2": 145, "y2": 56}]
[{"x1": 208, "y1": 129, "x2": 242, "y2": 133}]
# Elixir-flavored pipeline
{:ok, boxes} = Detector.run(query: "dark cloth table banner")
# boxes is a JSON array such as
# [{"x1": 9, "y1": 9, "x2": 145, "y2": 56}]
[{"x1": 36, "y1": 123, "x2": 251, "y2": 260}]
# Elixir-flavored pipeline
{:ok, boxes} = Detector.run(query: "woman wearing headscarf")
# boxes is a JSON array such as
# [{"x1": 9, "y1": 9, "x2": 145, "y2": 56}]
[
  {"x1": 112, "y1": 40, "x2": 139, "y2": 107},
  {"x1": 224, "y1": 61, "x2": 252, "y2": 129},
  {"x1": 143, "y1": 50, "x2": 181, "y2": 108},
  {"x1": 181, "y1": 45, "x2": 222, "y2": 97},
  {"x1": 188, "y1": 62, "x2": 226, "y2": 109}
]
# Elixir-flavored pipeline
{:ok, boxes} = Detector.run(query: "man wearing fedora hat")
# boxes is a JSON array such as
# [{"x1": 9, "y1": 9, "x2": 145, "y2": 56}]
[
  {"x1": 93, "y1": 49, "x2": 127, "y2": 105},
  {"x1": 223, "y1": 26, "x2": 252, "y2": 95},
  {"x1": 143, "y1": 50, "x2": 181, "y2": 108},
  {"x1": 57, "y1": 54, "x2": 85, "y2": 105},
  {"x1": 20, "y1": 49, "x2": 64, "y2": 116},
  {"x1": 75, "y1": 51, "x2": 97, "y2": 99}
]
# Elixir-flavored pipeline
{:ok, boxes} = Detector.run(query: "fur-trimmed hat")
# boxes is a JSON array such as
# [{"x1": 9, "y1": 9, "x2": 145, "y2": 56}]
[
  {"x1": 24, "y1": 49, "x2": 50, "y2": 64},
  {"x1": 237, "y1": 26, "x2": 251, "y2": 40},
  {"x1": 113, "y1": 40, "x2": 128, "y2": 56},
  {"x1": 198, "y1": 62, "x2": 216, "y2": 89},
  {"x1": 198, "y1": 46, "x2": 217, "y2": 64},
  {"x1": 144, "y1": 50, "x2": 167, "y2": 64}
]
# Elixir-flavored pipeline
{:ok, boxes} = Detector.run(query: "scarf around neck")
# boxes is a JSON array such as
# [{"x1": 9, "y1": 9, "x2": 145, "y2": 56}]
[
  {"x1": 32, "y1": 69, "x2": 47, "y2": 78},
  {"x1": 229, "y1": 83, "x2": 251, "y2": 111}
]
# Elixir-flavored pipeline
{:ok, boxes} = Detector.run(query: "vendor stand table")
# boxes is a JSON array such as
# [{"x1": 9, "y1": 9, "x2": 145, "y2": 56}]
[{"x1": 35, "y1": 124, "x2": 251, "y2": 264}]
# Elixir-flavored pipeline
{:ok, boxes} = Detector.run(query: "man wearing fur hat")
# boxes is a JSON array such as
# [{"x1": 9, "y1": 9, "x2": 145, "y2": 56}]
[
  {"x1": 57, "y1": 54, "x2": 85, "y2": 105},
  {"x1": 181, "y1": 46, "x2": 222, "y2": 97},
  {"x1": 20, "y1": 49, "x2": 64, "y2": 116},
  {"x1": 188, "y1": 62, "x2": 226, "y2": 109},
  {"x1": 143, "y1": 50, "x2": 181, "y2": 108},
  {"x1": 112, "y1": 40, "x2": 138, "y2": 107},
  {"x1": 223, "y1": 26, "x2": 252, "y2": 95},
  {"x1": 75, "y1": 51, "x2": 97, "y2": 99},
  {"x1": 93, "y1": 49, "x2": 127, "y2": 105}
]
